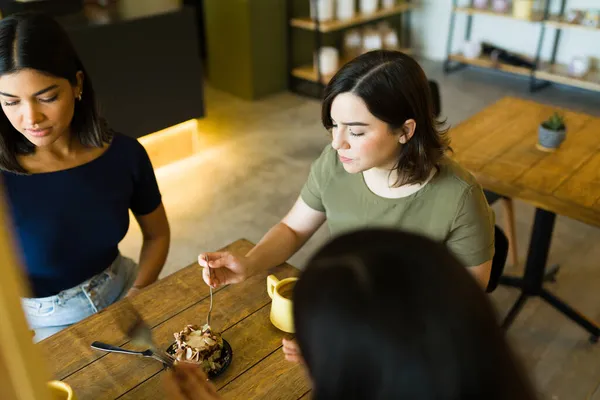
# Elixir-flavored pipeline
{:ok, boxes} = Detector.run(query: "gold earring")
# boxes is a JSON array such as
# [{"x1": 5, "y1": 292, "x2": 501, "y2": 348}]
[{"x1": 77, "y1": 92, "x2": 83, "y2": 101}]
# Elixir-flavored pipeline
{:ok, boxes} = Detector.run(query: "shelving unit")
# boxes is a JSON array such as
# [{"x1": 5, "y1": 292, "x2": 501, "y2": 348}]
[
  {"x1": 444, "y1": 0, "x2": 600, "y2": 94},
  {"x1": 288, "y1": 0, "x2": 415, "y2": 97},
  {"x1": 454, "y1": 6, "x2": 544, "y2": 22},
  {"x1": 290, "y1": 2, "x2": 415, "y2": 32},
  {"x1": 292, "y1": 48, "x2": 412, "y2": 84},
  {"x1": 545, "y1": 16, "x2": 600, "y2": 32},
  {"x1": 447, "y1": 53, "x2": 532, "y2": 77},
  {"x1": 536, "y1": 64, "x2": 600, "y2": 92}
]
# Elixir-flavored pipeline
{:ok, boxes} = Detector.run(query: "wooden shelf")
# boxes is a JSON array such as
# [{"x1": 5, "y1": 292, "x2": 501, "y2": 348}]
[
  {"x1": 448, "y1": 53, "x2": 533, "y2": 77},
  {"x1": 535, "y1": 64, "x2": 600, "y2": 93},
  {"x1": 545, "y1": 16, "x2": 600, "y2": 32},
  {"x1": 453, "y1": 6, "x2": 544, "y2": 22},
  {"x1": 292, "y1": 49, "x2": 412, "y2": 84},
  {"x1": 290, "y1": 3, "x2": 415, "y2": 33}
]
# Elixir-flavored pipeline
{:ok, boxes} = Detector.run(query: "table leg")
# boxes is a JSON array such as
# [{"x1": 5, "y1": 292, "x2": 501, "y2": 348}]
[
  {"x1": 498, "y1": 208, "x2": 600, "y2": 341},
  {"x1": 539, "y1": 289, "x2": 600, "y2": 342},
  {"x1": 502, "y1": 293, "x2": 529, "y2": 330}
]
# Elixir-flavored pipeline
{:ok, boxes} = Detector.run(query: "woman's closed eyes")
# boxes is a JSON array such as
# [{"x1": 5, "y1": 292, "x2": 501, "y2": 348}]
[
  {"x1": 331, "y1": 124, "x2": 365, "y2": 137},
  {"x1": 3, "y1": 93, "x2": 59, "y2": 107}
]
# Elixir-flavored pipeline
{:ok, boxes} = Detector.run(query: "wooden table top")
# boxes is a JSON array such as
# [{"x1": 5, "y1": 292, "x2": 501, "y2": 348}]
[
  {"x1": 450, "y1": 96, "x2": 600, "y2": 228},
  {"x1": 39, "y1": 239, "x2": 310, "y2": 400}
]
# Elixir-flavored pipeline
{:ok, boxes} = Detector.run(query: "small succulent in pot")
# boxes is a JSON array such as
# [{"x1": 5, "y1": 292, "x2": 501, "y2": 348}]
[{"x1": 538, "y1": 112, "x2": 566, "y2": 152}]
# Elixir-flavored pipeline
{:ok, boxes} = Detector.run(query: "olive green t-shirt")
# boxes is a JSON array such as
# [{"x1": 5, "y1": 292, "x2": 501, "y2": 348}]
[{"x1": 300, "y1": 146, "x2": 495, "y2": 267}]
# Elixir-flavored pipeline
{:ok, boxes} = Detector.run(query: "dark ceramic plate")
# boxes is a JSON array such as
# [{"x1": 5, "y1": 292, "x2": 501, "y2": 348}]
[{"x1": 166, "y1": 339, "x2": 233, "y2": 379}]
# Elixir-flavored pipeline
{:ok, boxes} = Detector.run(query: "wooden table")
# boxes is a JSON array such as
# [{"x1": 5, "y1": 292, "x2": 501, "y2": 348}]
[
  {"x1": 38, "y1": 239, "x2": 311, "y2": 399},
  {"x1": 450, "y1": 96, "x2": 600, "y2": 341}
]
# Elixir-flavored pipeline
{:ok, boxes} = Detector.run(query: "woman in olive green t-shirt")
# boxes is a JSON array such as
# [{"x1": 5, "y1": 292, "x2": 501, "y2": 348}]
[{"x1": 198, "y1": 50, "x2": 495, "y2": 291}]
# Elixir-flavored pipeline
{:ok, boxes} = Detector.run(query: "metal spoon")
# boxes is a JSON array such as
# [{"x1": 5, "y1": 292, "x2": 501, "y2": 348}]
[
  {"x1": 115, "y1": 298, "x2": 175, "y2": 367},
  {"x1": 205, "y1": 254, "x2": 213, "y2": 333},
  {"x1": 91, "y1": 341, "x2": 168, "y2": 365}
]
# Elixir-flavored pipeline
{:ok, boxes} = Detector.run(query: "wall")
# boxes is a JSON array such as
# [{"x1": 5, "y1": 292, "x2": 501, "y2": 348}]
[
  {"x1": 204, "y1": 0, "x2": 287, "y2": 100},
  {"x1": 412, "y1": 0, "x2": 600, "y2": 65}
]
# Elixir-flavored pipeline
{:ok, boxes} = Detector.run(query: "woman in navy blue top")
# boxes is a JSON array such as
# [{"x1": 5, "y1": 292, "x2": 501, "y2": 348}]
[{"x1": 0, "y1": 13, "x2": 170, "y2": 342}]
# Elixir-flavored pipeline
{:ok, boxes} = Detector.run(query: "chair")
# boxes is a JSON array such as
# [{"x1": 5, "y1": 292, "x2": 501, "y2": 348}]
[
  {"x1": 486, "y1": 225, "x2": 509, "y2": 293},
  {"x1": 484, "y1": 191, "x2": 519, "y2": 267}
]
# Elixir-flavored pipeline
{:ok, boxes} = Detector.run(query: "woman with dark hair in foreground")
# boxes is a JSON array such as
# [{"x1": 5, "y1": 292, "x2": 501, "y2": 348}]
[
  {"x1": 0, "y1": 13, "x2": 170, "y2": 341},
  {"x1": 165, "y1": 229, "x2": 537, "y2": 400}
]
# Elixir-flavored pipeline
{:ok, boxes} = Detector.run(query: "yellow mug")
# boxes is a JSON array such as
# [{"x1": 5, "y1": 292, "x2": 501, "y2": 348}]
[
  {"x1": 47, "y1": 380, "x2": 76, "y2": 400},
  {"x1": 267, "y1": 275, "x2": 298, "y2": 333}
]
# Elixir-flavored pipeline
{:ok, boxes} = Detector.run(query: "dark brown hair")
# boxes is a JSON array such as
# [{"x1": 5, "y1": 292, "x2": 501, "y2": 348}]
[
  {"x1": 321, "y1": 50, "x2": 450, "y2": 186},
  {"x1": 294, "y1": 228, "x2": 537, "y2": 400},
  {"x1": 0, "y1": 12, "x2": 109, "y2": 174}
]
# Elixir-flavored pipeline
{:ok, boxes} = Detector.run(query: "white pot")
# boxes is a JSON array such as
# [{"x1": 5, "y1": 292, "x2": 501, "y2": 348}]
[
  {"x1": 362, "y1": 28, "x2": 383, "y2": 52},
  {"x1": 337, "y1": 0, "x2": 356, "y2": 21},
  {"x1": 310, "y1": 0, "x2": 335, "y2": 21},
  {"x1": 492, "y1": 0, "x2": 510, "y2": 13},
  {"x1": 343, "y1": 29, "x2": 363, "y2": 59},
  {"x1": 382, "y1": 0, "x2": 395, "y2": 9},
  {"x1": 473, "y1": 0, "x2": 489, "y2": 9},
  {"x1": 359, "y1": 0, "x2": 378, "y2": 15},
  {"x1": 463, "y1": 41, "x2": 482, "y2": 59},
  {"x1": 568, "y1": 57, "x2": 591, "y2": 78},
  {"x1": 315, "y1": 47, "x2": 340, "y2": 76},
  {"x1": 382, "y1": 30, "x2": 399, "y2": 49}
]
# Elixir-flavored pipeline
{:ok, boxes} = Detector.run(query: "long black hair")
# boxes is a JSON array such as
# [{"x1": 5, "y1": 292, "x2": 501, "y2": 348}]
[
  {"x1": 294, "y1": 228, "x2": 537, "y2": 400},
  {"x1": 322, "y1": 50, "x2": 449, "y2": 187},
  {"x1": 0, "y1": 12, "x2": 109, "y2": 173}
]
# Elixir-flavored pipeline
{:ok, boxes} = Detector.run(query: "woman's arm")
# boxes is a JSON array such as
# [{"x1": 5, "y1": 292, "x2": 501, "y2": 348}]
[
  {"x1": 245, "y1": 197, "x2": 327, "y2": 274},
  {"x1": 129, "y1": 203, "x2": 170, "y2": 293},
  {"x1": 199, "y1": 197, "x2": 326, "y2": 287},
  {"x1": 468, "y1": 260, "x2": 492, "y2": 289}
]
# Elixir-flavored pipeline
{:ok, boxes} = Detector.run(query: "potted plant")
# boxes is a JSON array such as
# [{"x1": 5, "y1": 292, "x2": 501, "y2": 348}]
[{"x1": 538, "y1": 112, "x2": 566, "y2": 152}]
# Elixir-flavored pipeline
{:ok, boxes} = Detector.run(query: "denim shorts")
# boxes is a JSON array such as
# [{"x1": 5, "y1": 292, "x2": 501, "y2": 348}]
[{"x1": 21, "y1": 253, "x2": 138, "y2": 343}]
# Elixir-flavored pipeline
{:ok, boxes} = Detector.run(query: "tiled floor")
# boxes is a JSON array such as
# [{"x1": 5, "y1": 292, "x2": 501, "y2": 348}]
[{"x1": 120, "y1": 60, "x2": 600, "y2": 399}]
